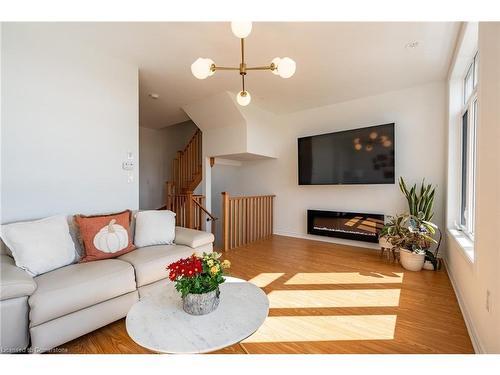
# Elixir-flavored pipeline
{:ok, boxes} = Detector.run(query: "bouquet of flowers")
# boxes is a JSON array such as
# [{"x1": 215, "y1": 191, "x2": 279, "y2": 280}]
[{"x1": 167, "y1": 252, "x2": 231, "y2": 298}]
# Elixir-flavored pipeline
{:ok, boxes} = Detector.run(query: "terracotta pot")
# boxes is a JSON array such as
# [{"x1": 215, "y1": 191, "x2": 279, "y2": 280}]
[
  {"x1": 182, "y1": 288, "x2": 220, "y2": 315},
  {"x1": 399, "y1": 248, "x2": 425, "y2": 271}
]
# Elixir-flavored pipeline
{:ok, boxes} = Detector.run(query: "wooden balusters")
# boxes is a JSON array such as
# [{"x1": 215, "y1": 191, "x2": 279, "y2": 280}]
[
  {"x1": 221, "y1": 192, "x2": 275, "y2": 251},
  {"x1": 185, "y1": 191, "x2": 193, "y2": 229},
  {"x1": 181, "y1": 129, "x2": 202, "y2": 192},
  {"x1": 160, "y1": 129, "x2": 217, "y2": 236},
  {"x1": 168, "y1": 129, "x2": 202, "y2": 195},
  {"x1": 163, "y1": 187, "x2": 217, "y2": 236}
]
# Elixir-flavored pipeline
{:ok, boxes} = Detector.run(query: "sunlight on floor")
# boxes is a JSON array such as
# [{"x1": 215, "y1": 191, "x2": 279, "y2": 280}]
[
  {"x1": 285, "y1": 272, "x2": 404, "y2": 285},
  {"x1": 268, "y1": 289, "x2": 401, "y2": 308},
  {"x1": 248, "y1": 273, "x2": 285, "y2": 287},
  {"x1": 242, "y1": 315, "x2": 397, "y2": 343}
]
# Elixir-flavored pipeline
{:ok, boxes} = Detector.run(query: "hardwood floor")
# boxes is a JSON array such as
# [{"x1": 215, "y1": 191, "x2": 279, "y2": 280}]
[{"x1": 57, "y1": 235, "x2": 474, "y2": 354}]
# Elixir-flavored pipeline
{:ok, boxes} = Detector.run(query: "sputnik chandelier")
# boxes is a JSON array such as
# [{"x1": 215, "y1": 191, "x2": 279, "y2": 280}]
[{"x1": 191, "y1": 22, "x2": 296, "y2": 106}]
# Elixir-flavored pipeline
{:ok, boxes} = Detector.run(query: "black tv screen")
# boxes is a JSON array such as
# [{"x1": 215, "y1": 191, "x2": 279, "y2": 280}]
[{"x1": 298, "y1": 123, "x2": 395, "y2": 185}]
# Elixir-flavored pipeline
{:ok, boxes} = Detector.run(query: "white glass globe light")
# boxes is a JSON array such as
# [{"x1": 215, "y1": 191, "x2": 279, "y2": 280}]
[
  {"x1": 236, "y1": 91, "x2": 251, "y2": 106},
  {"x1": 271, "y1": 57, "x2": 281, "y2": 75},
  {"x1": 231, "y1": 22, "x2": 253, "y2": 39},
  {"x1": 277, "y1": 57, "x2": 296, "y2": 78},
  {"x1": 191, "y1": 58, "x2": 214, "y2": 79}
]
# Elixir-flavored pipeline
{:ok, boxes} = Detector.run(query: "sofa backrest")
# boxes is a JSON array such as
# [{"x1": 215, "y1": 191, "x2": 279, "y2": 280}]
[{"x1": 0, "y1": 210, "x2": 142, "y2": 260}]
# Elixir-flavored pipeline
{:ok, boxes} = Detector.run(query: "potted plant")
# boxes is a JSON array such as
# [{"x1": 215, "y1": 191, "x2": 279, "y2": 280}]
[
  {"x1": 382, "y1": 213, "x2": 437, "y2": 271},
  {"x1": 167, "y1": 252, "x2": 231, "y2": 315},
  {"x1": 398, "y1": 177, "x2": 442, "y2": 268}
]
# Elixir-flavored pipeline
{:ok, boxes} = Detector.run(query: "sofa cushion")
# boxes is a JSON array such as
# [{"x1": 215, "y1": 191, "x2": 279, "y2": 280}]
[
  {"x1": 74, "y1": 210, "x2": 135, "y2": 263},
  {"x1": 118, "y1": 244, "x2": 197, "y2": 287},
  {"x1": 0, "y1": 215, "x2": 78, "y2": 276},
  {"x1": 134, "y1": 210, "x2": 176, "y2": 247},
  {"x1": 29, "y1": 259, "x2": 136, "y2": 326}
]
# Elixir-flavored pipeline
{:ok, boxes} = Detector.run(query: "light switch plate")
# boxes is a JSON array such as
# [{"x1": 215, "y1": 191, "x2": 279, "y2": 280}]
[{"x1": 122, "y1": 160, "x2": 135, "y2": 171}]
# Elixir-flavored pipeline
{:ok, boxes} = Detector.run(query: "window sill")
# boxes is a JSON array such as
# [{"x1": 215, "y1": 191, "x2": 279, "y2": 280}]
[{"x1": 446, "y1": 228, "x2": 475, "y2": 264}]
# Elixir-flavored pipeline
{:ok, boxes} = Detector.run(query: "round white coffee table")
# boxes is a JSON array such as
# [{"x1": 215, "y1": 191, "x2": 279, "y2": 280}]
[{"x1": 125, "y1": 277, "x2": 269, "y2": 353}]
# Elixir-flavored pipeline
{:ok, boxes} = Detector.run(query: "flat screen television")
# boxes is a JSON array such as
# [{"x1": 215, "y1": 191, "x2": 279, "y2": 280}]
[{"x1": 298, "y1": 123, "x2": 395, "y2": 185}]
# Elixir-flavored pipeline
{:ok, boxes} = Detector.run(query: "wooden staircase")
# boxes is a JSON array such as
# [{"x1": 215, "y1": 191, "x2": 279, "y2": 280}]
[
  {"x1": 163, "y1": 129, "x2": 218, "y2": 236},
  {"x1": 171, "y1": 129, "x2": 202, "y2": 194}
]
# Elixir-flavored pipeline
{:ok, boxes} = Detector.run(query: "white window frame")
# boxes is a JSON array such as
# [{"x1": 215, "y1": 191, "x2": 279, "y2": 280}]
[{"x1": 458, "y1": 52, "x2": 478, "y2": 241}]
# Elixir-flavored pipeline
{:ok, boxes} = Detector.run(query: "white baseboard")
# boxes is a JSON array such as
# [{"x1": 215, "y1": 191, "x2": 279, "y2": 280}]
[
  {"x1": 443, "y1": 258, "x2": 484, "y2": 353},
  {"x1": 273, "y1": 229, "x2": 380, "y2": 250}
]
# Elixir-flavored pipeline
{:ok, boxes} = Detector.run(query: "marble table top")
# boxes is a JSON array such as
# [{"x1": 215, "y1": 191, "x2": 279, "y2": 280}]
[{"x1": 125, "y1": 277, "x2": 269, "y2": 353}]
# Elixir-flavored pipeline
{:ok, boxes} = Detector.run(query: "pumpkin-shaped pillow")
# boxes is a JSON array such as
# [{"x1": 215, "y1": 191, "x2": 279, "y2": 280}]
[{"x1": 75, "y1": 210, "x2": 135, "y2": 262}]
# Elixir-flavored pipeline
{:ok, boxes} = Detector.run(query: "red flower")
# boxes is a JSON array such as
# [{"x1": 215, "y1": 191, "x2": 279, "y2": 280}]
[{"x1": 167, "y1": 255, "x2": 203, "y2": 280}]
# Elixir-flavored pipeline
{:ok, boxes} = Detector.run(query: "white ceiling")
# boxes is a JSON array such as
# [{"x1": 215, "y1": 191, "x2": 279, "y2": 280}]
[{"x1": 36, "y1": 22, "x2": 460, "y2": 128}]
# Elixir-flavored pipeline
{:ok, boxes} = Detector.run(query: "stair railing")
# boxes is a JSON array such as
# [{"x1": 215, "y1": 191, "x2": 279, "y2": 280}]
[
  {"x1": 221, "y1": 192, "x2": 275, "y2": 251},
  {"x1": 172, "y1": 129, "x2": 202, "y2": 194},
  {"x1": 164, "y1": 187, "x2": 218, "y2": 237}
]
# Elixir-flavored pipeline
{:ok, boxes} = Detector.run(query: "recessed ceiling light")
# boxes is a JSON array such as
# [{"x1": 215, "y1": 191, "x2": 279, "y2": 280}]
[
  {"x1": 149, "y1": 93, "x2": 160, "y2": 99},
  {"x1": 405, "y1": 41, "x2": 419, "y2": 49}
]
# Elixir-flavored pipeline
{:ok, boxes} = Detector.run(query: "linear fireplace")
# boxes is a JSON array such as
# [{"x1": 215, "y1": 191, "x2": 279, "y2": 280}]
[{"x1": 307, "y1": 210, "x2": 385, "y2": 243}]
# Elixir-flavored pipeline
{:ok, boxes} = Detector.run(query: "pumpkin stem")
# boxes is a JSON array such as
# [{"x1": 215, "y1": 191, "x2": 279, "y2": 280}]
[{"x1": 108, "y1": 219, "x2": 116, "y2": 233}]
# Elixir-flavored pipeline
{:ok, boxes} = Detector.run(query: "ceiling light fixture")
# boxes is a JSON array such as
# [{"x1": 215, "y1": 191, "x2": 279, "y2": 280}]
[{"x1": 191, "y1": 22, "x2": 296, "y2": 106}]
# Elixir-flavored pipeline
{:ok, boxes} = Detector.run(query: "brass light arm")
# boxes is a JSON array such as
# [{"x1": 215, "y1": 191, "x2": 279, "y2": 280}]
[
  {"x1": 246, "y1": 64, "x2": 276, "y2": 71},
  {"x1": 211, "y1": 65, "x2": 240, "y2": 71}
]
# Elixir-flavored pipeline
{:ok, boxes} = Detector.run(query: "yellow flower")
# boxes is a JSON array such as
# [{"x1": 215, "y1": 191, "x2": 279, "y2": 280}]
[
  {"x1": 210, "y1": 265, "x2": 219, "y2": 275},
  {"x1": 222, "y1": 260, "x2": 231, "y2": 269},
  {"x1": 207, "y1": 259, "x2": 214, "y2": 267}
]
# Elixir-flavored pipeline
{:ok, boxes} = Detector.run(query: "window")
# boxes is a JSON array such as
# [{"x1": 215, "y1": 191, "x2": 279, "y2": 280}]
[{"x1": 459, "y1": 52, "x2": 478, "y2": 239}]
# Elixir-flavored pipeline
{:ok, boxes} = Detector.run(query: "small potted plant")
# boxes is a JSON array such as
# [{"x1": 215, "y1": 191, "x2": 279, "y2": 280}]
[
  {"x1": 382, "y1": 213, "x2": 437, "y2": 271},
  {"x1": 167, "y1": 252, "x2": 231, "y2": 315}
]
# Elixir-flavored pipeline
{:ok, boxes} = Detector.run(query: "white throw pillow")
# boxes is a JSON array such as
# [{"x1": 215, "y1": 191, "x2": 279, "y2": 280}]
[
  {"x1": 0, "y1": 215, "x2": 77, "y2": 276},
  {"x1": 134, "y1": 210, "x2": 176, "y2": 247}
]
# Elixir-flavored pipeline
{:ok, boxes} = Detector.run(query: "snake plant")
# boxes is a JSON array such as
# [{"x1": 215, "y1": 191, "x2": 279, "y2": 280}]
[{"x1": 398, "y1": 177, "x2": 435, "y2": 222}]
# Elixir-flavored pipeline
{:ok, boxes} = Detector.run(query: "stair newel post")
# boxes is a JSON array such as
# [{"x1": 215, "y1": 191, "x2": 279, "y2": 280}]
[
  {"x1": 165, "y1": 182, "x2": 172, "y2": 210},
  {"x1": 222, "y1": 192, "x2": 230, "y2": 252},
  {"x1": 186, "y1": 191, "x2": 194, "y2": 229}
]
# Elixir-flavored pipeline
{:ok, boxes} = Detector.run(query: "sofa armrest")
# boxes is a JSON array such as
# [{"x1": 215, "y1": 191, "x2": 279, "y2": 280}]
[
  {"x1": 0, "y1": 255, "x2": 37, "y2": 301},
  {"x1": 174, "y1": 227, "x2": 215, "y2": 249}
]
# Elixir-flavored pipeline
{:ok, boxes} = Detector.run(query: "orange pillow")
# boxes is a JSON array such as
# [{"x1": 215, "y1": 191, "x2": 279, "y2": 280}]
[{"x1": 75, "y1": 210, "x2": 135, "y2": 263}]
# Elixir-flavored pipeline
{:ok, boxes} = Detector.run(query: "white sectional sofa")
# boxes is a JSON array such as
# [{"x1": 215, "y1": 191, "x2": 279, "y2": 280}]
[{"x1": 0, "y1": 223, "x2": 214, "y2": 353}]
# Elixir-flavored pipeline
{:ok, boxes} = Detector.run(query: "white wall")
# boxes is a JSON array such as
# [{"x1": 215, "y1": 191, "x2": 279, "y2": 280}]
[
  {"x1": 184, "y1": 92, "x2": 247, "y2": 158},
  {"x1": 139, "y1": 121, "x2": 198, "y2": 209},
  {"x1": 1, "y1": 24, "x2": 139, "y2": 223},
  {"x1": 211, "y1": 82, "x2": 447, "y2": 249},
  {"x1": 445, "y1": 22, "x2": 500, "y2": 353},
  {"x1": 139, "y1": 127, "x2": 166, "y2": 210}
]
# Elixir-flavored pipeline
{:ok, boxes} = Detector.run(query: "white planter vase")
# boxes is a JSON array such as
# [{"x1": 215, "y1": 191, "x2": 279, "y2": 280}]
[
  {"x1": 399, "y1": 249, "x2": 425, "y2": 271},
  {"x1": 182, "y1": 289, "x2": 220, "y2": 315}
]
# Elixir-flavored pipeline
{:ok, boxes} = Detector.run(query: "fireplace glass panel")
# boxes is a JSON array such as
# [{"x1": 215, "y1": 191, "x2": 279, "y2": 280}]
[{"x1": 307, "y1": 210, "x2": 384, "y2": 243}]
